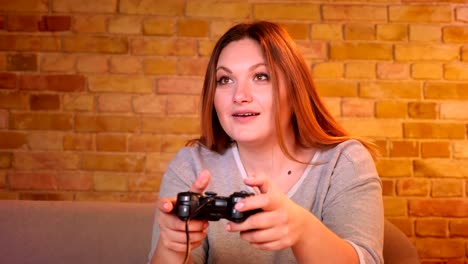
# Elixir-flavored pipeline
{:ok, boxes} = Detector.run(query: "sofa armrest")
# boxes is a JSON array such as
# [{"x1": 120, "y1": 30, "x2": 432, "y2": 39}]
[{"x1": 0, "y1": 200, "x2": 156, "y2": 264}]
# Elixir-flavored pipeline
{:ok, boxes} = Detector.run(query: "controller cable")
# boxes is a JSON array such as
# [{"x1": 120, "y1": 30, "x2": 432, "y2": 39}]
[{"x1": 183, "y1": 197, "x2": 214, "y2": 264}]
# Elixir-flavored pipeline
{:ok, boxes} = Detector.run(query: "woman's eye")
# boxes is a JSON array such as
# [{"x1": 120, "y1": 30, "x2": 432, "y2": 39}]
[
  {"x1": 217, "y1": 76, "x2": 231, "y2": 85},
  {"x1": 254, "y1": 73, "x2": 269, "y2": 81}
]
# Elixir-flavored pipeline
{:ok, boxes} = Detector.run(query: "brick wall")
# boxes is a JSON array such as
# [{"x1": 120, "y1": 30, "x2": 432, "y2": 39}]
[{"x1": 0, "y1": 0, "x2": 467, "y2": 262}]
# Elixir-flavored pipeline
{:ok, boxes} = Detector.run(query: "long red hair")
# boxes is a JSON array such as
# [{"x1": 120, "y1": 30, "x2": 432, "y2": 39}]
[{"x1": 188, "y1": 21, "x2": 377, "y2": 159}]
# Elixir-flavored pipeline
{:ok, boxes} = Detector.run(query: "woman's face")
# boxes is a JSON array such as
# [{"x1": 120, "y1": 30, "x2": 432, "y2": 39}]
[{"x1": 214, "y1": 38, "x2": 290, "y2": 147}]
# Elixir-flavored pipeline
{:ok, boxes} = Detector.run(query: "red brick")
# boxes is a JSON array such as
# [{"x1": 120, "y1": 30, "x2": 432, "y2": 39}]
[
  {"x1": 408, "y1": 102, "x2": 437, "y2": 119},
  {"x1": 296, "y1": 42, "x2": 327, "y2": 60},
  {"x1": 157, "y1": 77, "x2": 203, "y2": 95},
  {"x1": 131, "y1": 38, "x2": 196, "y2": 56},
  {"x1": 395, "y1": 44, "x2": 459, "y2": 61},
  {"x1": 344, "y1": 23, "x2": 375, "y2": 41},
  {"x1": 178, "y1": 19, "x2": 209, "y2": 37},
  {"x1": 397, "y1": 178, "x2": 429, "y2": 196},
  {"x1": 27, "y1": 131, "x2": 63, "y2": 150},
  {"x1": 20, "y1": 74, "x2": 85, "y2": 92},
  {"x1": 315, "y1": 80, "x2": 358, "y2": 97},
  {"x1": 62, "y1": 36, "x2": 128, "y2": 54},
  {"x1": 132, "y1": 95, "x2": 166, "y2": 114},
  {"x1": 432, "y1": 180, "x2": 464, "y2": 197},
  {"x1": 0, "y1": 0, "x2": 48, "y2": 12},
  {"x1": 425, "y1": 82, "x2": 468, "y2": 99},
  {"x1": 0, "y1": 171, "x2": 5, "y2": 189},
  {"x1": 409, "y1": 199, "x2": 468, "y2": 217},
  {"x1": 415, "y1": 238, "x2": 465, "y2": 258},
  {"x1": 376, "y1": 159, "x2": 413, "y2": 177},
  {"x1": 63, "y1": 94, "x2": 94, "y2": 112},
  {"x1": 389, "y1": 141, "x2": 419, "y2": 157},
  {"x1": 421, "y1": 142, "x2": 450, "y2": 158},
  {"x1": 120, "y1": 0, "x2": 184, "y2": 15},
  {"x1": 167, "y1": 95, "x2": 199, "y2": 115},
  {"x1": 10, "y1": 112, "x2": 73, "y2": 130},
  {"x1": 386, "y1": 218, "x2": 414, "y2": 236},
  {"x1": 30, "y1": 94, "x2": 60, "y2": 110},
  {"x1": 389, "y1": 5, "x2": 452, "y2": 23},
  {"x1": 177, "y1": 57, "x2": 209, "y2": 76},
  {"x1": 450, "y1": 220, "x2": 468, "y2": 237},
  {"x1": 7, "y1": 15, "x2": 40, "y2": 31},
  {"x1": 81, "y1": 153, "x2": 145, "y2": 172},
  {"x1": 0, "y1": 92, "x2": 29, "y2": 109},
  {"x1": 0, "y1": 73, "x2": 17, "y2": 89},
  {"x1": 13, "y1": 151, "x2": 80, "y2": 170},
  {"x1": 376, "y1": 63, "x2": 409, "y2": 80},
  {"x1": 39, "y1": 16, "x2": 71, "y2": 32},
  {"x1": 0, "y1": 110, "x2": 8, "y2": 128},
  {"x1": 88, "y1": 75, "x2": 152, "y2": 94},
  {"x1": 6, "y1": 53, "x2": 37, "y2": 71},
  {"x1": 141, "y1": 117, "x2": 199, "y2": 134},
  {"x1": 97, "y1": 94, "x2": 132, "y2": 112},
  {"x1": 443, "y1": 26, "x2": 468, "y2": 43},
  {"x1": 383, "y1": 197, "x2": 407, "y2": 216},
  {"x1": 415, "y1": 219, "x2": 448, "y2": 237},
  {"x1": 96, "y1": 134, "x2": 127, "y2": 152},
  {"x1": 381, "y1": 179, "x2": 395, "y2": 196},
  {"x1": 9, "y1": 171, "x2": 57, "y2": 190},
  {"x1": 128, "y1": 174, "x2": 161, "y2": 192},
  {"x1": 94, "y1": 172, "x2": 128, "y2": 191},
  {"x1": 323, "y1": 5, "x2": 387, "y2": 21},
  {"x1": 0, "y1": 35, "x2": 60, "y2": 52},
  {"x1": 186, "y1": 1, "x2": 249, "y2": 19},
  {"x1": 128, "y1": 134, "x2": 162, "y2": 152},
  {"x1": 63, "y1": 134, "x2": 93, "y2": 151},
  {"x1": 0, "y1": 152, "x2": 12, "y2": 168},
  {"x1": 53, "y1": 0, "x2": 116, "y2": 13},
  {"x1": 414, "y1": 159, "x2": 468, "y2": 178},
  {"x1": 253, "y1": 3, "x2": 320, "y2": 21},
  {"x1": 331, "y1": 42, "x2": 392, "y2": 60},
  {"x1": 161, "y1": 135, "x2": 193, "y2": 153},
  {"x1": 404, "y1": 123, "x2": 465, "y2": 139},
  {"x1": 75, "y1": 115, "x2": 139, "y2": 133},
  {"x1": 73, "y1": 15, "x2": 107, "y2": 33},
  {"x1": 146, "y1": 152, "x2": 175, "y2": 173},
  {"x1": 456, "y1": 7, "x2": 468, "y2": 22},
  {"x1": 57, "y1": 171, "x2": 93, "y2": 191},
  {"x1": 341, "y1": 98, "x2": 374, "y2": 117},
  {"x1": 280, "y1": 23, "x2": 309, "y2": 40},
  {"x1": 0, "y1": 131, "x2": 27, "y2": 149}
]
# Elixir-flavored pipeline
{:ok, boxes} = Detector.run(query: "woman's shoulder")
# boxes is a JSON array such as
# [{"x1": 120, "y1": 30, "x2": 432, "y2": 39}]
[
  {"x1": 319, "y1": 139, "x2": 374, "y2": 166},
  {"x1": 171, "y1": 141, "x2": 233, "y2": 164}
]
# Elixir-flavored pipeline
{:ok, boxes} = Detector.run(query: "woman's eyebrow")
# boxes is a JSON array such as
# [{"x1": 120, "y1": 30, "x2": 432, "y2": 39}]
[{"x1": 216, "y1": 62, "x2": 267, "y2": 73}]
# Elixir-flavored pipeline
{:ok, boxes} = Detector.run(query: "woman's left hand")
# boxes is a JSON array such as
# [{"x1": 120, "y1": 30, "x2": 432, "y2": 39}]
[{"x1": 225, "y1": 175, "x2": 311, "y2": 251}]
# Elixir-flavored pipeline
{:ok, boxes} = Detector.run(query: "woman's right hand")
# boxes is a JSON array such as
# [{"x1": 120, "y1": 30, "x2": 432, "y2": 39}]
[{"x1": 152, "y1": 170, "x2": 212, "y2": 261}]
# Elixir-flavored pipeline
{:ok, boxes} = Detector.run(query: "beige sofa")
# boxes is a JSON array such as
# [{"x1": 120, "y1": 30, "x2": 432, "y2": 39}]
[{"x1": 0, "y1": 200, "x2": 419, "y2": 264}]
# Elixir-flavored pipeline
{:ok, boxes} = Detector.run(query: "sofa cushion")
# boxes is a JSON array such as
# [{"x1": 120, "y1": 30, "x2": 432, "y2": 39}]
[{"x1": 0, "y1": 200, "x2": 156, "y2": 264}]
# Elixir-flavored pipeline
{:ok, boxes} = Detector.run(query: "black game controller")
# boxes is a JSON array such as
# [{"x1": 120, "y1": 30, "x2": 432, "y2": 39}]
[{"x1": 174, "y1": 191, "x2": 262, "y2": 223}]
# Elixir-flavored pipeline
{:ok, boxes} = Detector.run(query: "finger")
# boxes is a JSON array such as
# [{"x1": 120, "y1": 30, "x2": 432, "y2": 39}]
[
  {"x1": 249, "y1": 239, "x2": 291, "y2": 251},
  {"x1": 244, "y1": 174, "x2": 271, "y2": 194},
  {"x1": 160, "y1": 215, "x2": 208, "y2": 232},
  {"x1": 157, "y1": 197, "x2": 176, "y2": 213},
  {"x1": 226, "y1": 211, "x2": 275, "y2": 232},
  {"x1": 233, "y1": 193, "x2": 269, "y2": 212},
  {"x1": 189, "y1": 169, "x2": 211, "y2": 193},
  {"x1": 160, "y1": 226, "x2": 208, "y2": 244},
  {"x1": 239, "y1": 227, "x2": 285, "y2": 245}
]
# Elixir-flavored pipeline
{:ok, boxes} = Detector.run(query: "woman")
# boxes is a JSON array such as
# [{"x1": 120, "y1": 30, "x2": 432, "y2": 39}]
[{"x1": 149, "y1": 21, "x2": 383, "y2": 263}]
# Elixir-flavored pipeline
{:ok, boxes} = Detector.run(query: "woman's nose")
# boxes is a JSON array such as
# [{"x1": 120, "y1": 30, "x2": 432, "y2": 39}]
[{"x1": 233, "y1": 80, "x2": 252, "y2": 104}]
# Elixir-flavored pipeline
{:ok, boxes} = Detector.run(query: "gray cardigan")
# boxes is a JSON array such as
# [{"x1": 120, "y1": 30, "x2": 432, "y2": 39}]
[{"x1": 149, "y1": 140, "x2": 384, "y2": 263}]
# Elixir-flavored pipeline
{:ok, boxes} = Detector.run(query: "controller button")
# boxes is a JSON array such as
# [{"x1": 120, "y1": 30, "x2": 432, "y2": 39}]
[{"x1": 205, "y1": 191, "x2": 217, "y2": 197}]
